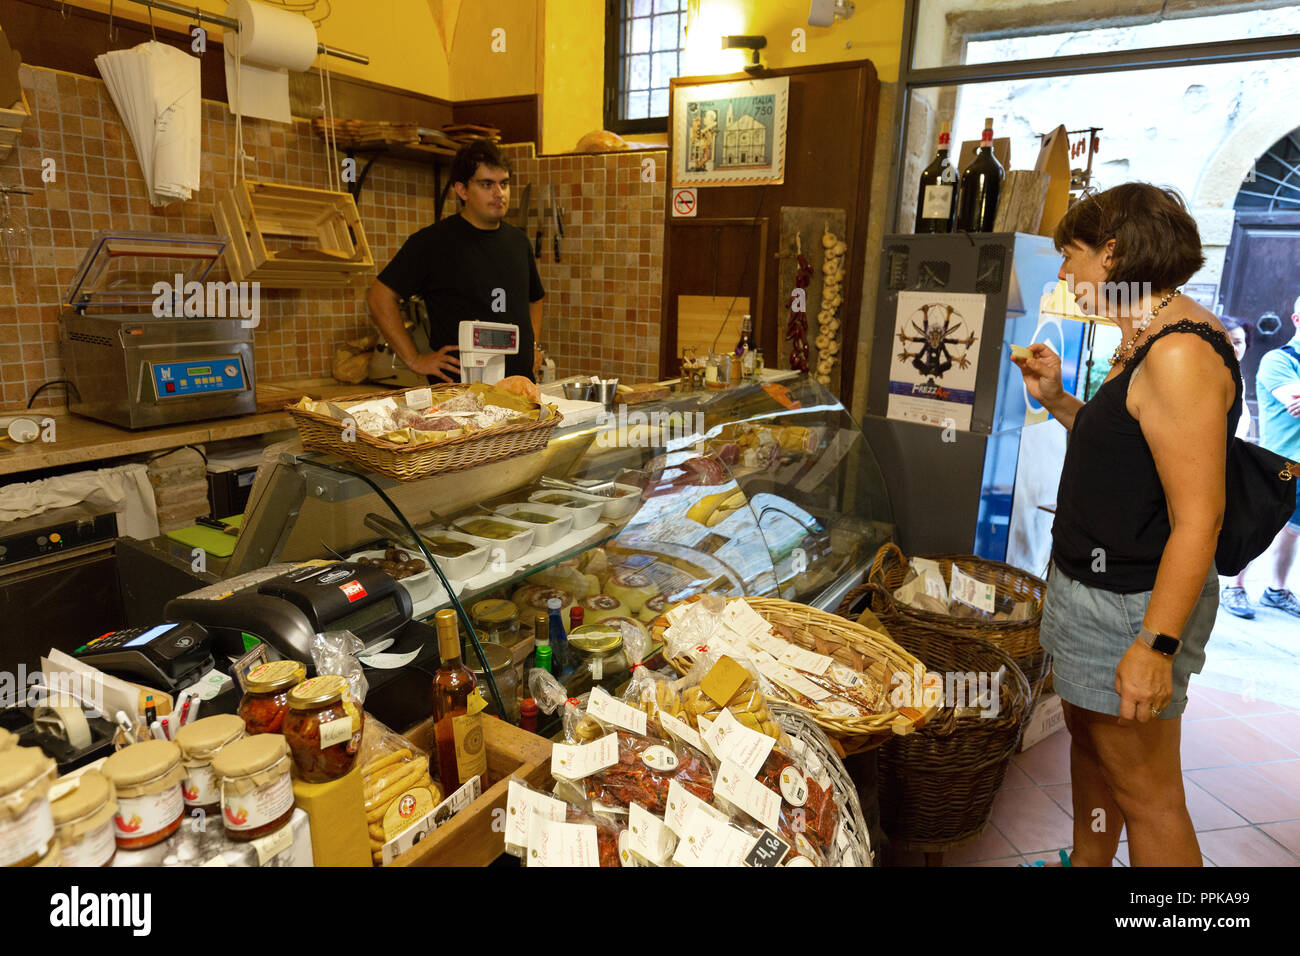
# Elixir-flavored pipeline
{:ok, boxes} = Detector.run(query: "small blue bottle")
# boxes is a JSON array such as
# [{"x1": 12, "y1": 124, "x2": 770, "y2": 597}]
[{"x1": 547, "y1": 597, "x2": 570, "y2": 675}]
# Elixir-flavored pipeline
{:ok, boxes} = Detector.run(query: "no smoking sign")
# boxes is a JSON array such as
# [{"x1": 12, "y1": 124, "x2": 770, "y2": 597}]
[{"x1": 672, "y1": 188, "x2": 698, "y2": 217}]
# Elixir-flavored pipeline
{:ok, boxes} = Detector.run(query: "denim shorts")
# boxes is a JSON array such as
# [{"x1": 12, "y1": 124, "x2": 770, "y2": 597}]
[{"x1": 1039, "y1": 561, "x2": 1218, "y2": 719}]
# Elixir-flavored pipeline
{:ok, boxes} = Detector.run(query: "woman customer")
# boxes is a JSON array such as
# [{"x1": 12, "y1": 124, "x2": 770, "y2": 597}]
[
  {"x1": 1218, "y1": 316, "x2": 1258, "y2": 618},
  {"x1": 1013, "y1": 183, "x2": 1240, "y2": 867}
]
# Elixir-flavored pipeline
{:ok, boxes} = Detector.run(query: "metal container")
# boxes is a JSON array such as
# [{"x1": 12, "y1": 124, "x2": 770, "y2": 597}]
[
  {"x1": 58, "y1": 232, "x2": 256, "y2": 430},
  {"x1": 562, "y1": 382, "x2": 594, "y2": 401},
  {"x1": 593, "y1": 378, "x2": 619, "y2": 410}
]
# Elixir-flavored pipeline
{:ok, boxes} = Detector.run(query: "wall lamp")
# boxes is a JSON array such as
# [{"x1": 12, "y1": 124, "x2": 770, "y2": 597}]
[{"x1": 721, "y1": 35, "x2": 768, "y2": 75}]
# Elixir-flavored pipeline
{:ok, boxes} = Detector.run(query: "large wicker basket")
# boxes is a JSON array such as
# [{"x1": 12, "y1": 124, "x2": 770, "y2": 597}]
[
  {"x1": 661, "y1": 596, "x2": 937, "y2": 755},
  {"x1": 874, "y1": 623, "x2": 1031, "y2": 855},
  {"x1": 839, "y1": 543, "x2": 1051, "y2": 714},
  {"x1": 770, "y1": 702, "x2": 875, "y2": 867},
  {"x1": 286, "y1": 384, "x2": 562, "y2": 482}
]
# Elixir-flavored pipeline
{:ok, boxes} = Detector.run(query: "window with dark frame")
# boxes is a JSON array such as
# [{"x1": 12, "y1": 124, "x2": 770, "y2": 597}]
[{"x1": 604, "y1": 0, "x2": 689, "y2": 134}]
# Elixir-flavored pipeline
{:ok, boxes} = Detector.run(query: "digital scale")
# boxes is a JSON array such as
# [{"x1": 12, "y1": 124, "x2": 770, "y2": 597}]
[
  {"x1": 72, "y1": 621, "x2": 214, "y2": 691},
  {"x1": 458, "y1": 319, "x2": 518, "y2": 385},
  {"x1": 59, "y1": 232, "x2": 256, "y2": 429}
]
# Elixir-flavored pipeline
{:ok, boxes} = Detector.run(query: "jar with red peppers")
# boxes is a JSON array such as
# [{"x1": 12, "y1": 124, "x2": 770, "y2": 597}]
[
  {"x1": 101, "y1": 740, "x2": 186, "y2": 850},
  {"x1": 210, "y1": 734, "x2": 295, "y2": 841},
  {"x1": 238, "y1": 660, "x2": 306, "y2": 735},
  {"x1": 174, "y1": 713, "x2": 245, "y2": 817},
  {"x1": 282, "y1": 675, "x2": 364, "y2": 782}
]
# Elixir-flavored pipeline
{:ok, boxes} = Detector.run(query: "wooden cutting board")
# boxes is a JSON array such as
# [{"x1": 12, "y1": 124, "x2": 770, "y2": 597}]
[{"x1": 1035, "y1": 125, "x2": 1072, "y2": 237}]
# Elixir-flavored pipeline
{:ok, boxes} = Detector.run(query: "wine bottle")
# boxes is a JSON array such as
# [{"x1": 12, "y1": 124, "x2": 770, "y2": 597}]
[
  {"x1": 547, "y1": 598, "x2": 570, "y2": 674},
  {"x1": 915, "y1": 121, "x2": 957, "y2": 233},
  {"x1": 956, "y1": 117, "x2": 1004, "y2": 233},
  {"x1": 431, "y1": 609, "x2": 487, "y2": 787}
]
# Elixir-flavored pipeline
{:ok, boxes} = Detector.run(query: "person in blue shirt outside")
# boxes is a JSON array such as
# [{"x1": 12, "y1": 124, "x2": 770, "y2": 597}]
[{"x1": 1246, "y1": 296, "x2": 1300, "y2": 618}]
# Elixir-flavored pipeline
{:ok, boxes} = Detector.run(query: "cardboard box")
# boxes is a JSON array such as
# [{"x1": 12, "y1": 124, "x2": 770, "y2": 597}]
[
  {"x1": 387, "y1": 715, "x2": 551, "y2": 867},
  {"x1": 1018, "y1": 692, "x2": 1065, "y2": 752}
]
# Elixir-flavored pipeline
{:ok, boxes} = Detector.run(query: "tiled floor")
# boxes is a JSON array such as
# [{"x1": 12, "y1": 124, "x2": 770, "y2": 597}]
[{"x1": 886, "y1": 678, "x2": 1300, "y2": 866}]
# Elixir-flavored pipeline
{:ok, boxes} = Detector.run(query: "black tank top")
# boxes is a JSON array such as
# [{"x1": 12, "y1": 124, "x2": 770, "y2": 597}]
[{"x1": 1052, "y1": 319, "x2": 1243, "y2": 593}]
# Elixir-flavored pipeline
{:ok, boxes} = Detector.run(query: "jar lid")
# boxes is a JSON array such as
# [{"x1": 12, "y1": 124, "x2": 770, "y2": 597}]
[
  {"x1": 467, "y1": 641, "x2": 513, "y2": 676},
  {"x1": 472, "y1": 598, "x2": 518, "y2": 625},
  {"x1": 0, "y1": 746, "x2": 56, "y2": 798},
  {"x1": 50, "y1": 769, "x2": 115, "y2": 825},
  {"x1": 101, "y1": 739, "x2": 182, "y2": 789},
  {"x1": 288, "y1": 674, "x2": 348, "y2": 708},
  {"x1": 568, "y1": 624, "x2": 623, "y2": 655},
  {"x1": 210, "y1": 734, "x2": 291, "y2": 780},
  {"x1": 244, "y1": 660, "x2": 306, "y2": 694},
  {"x1": 174, "y1": 714, "x2": 246, "y2": 762}
]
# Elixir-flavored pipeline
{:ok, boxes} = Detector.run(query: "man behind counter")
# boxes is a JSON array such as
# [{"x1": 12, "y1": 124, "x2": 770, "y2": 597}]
[{"x1": 366, "y1": 141, "x2": 544, "y2": 394}]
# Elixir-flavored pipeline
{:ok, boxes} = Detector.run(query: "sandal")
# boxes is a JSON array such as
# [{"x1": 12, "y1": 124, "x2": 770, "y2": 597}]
[{"x1": 1019, "y1": 849, "x2": 1073, "y2": 867}]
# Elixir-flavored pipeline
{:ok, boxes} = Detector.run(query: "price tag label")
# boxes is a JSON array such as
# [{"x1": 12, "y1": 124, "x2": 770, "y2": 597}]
[
  {"x1": 744, "y1": 829, "x2": 791, "y2": 867},
  {"x1": 551, "y1": 733, "x2": 620, "y2": 780},
  {"x1": 504, "y1": 780, "x2": 566, "y2": 853},
  {"x1": 251, "y1": 821, "x2": 294, "y2": 866},
  {"x1": 950, "y1": 565, "x2": 996, "y2": 613},
  {"x1": 703, "y1": 708, "x2": 775, "y2": 777},
  {"x1": 319, "y1": 716, "x2": 355, "y2": 749},
  {"x1": 671, "y1": 804, "x2": 755, "y2": 867},
  {"x1": 664, "y1": 779, "x2": 729, "y2": 838},
  {"x1": 587, "y1": 687, "x2": 648, "y2": 735},
  {"x1": 527, "y1": 817, "x2": 599, "y2": 867},
  {"x1": 659, "y1": 711, "x2": 704, "y2": 751},
  {"x1": 628, "y1": 802, "x2": 677, "y2": 865},
  {"x1": 778, "y1": 644, "x2": 834, "y2": 676},
  {"x1": 714, "y1": 759, "x2": 782, "y2": 830}
]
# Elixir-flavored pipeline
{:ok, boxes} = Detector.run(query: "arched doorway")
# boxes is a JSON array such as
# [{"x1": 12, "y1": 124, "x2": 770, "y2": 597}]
[{"x1": 1219, "y1": 126, "x2": 1300, "y2": 435}]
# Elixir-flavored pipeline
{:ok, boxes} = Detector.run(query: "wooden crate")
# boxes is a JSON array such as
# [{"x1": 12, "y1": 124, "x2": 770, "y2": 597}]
[
  {"x1": 213, "y1": 180, "x2": 374, "y2": 289},
  {"x1": 0, "y1": 87, "x2": 31, "y2": 160},
  {"x1": 386, "y1": 715, "x2": 552, "y2": 867}
]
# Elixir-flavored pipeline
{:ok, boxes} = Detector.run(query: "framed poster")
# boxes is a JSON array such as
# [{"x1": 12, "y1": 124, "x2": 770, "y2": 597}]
[
  {"x1": 671, "y1": 76, "x2": 789, "y2": 187},
  {"x1": 887, "y1": 291, "x2": 986, "y2": 431}
]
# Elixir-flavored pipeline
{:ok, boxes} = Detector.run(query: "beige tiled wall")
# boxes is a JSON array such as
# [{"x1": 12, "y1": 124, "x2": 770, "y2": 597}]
[{"x1": 0, "y1": 65, "x2": 665, "y2": 411}]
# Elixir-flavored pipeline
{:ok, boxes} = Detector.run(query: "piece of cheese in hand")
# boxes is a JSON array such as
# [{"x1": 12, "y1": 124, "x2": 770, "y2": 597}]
[{"x1": 1008, "y1": 343, "x2": 1033, "y2": 360}]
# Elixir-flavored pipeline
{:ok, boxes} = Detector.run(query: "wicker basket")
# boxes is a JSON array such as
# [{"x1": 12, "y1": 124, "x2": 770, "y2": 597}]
[
  {"x1": 839, "y1": 543, "x2": 1050, "y2": 714},
  {"x1": 874, "y1": 624, "x2": 1031, "y2": 854},
  {"x1": 286, "y1": 384, "x2": 562, "y2": 482},
  {"x1": 770, "y1": 701, "x2": 874, "y2": 866},
  {"x1": 661, "y1": 596, "x2": 937, "y2": 754}
]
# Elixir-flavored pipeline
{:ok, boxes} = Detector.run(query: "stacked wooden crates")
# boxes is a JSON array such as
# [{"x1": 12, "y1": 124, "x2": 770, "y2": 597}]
[{"x1": 213, "y1": 180, "x2": 374, "y2": 289}]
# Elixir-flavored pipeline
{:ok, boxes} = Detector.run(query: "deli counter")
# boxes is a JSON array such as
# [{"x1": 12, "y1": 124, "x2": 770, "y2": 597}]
[{"x1": 118, "y1": 375, "x2": 895, "y2": 641}]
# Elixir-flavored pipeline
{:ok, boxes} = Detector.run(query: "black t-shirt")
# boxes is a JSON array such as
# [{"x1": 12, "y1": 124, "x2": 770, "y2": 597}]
[{"x1": 377, "y1": 214, "x2": 544, "y2": 381}]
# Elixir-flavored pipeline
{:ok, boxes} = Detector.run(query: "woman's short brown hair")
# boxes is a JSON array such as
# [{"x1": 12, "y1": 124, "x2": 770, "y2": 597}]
[{"x1": 1054, "y1": 183, "x2": 1205, "y2": 292}]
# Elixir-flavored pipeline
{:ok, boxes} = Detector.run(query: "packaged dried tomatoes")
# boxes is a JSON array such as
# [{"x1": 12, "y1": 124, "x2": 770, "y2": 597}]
[{"x1": 583, "y1": 731, "x2": 713, "y2": 815}]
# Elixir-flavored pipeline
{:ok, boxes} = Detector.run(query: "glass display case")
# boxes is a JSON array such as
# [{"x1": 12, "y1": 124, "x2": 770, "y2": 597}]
[{"x1": 223, "y1": 375, "x2": 895, "y2": 620}]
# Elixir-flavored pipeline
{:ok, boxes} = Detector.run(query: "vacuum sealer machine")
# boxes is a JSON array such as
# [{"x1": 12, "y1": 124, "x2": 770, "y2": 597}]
[{"x1": 59, "y1": 232, "x2": 256, "y2": 429}]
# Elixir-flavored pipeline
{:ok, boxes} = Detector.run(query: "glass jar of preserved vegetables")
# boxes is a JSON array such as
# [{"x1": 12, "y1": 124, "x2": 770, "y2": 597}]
[
  {"x1": 101, "y1": 740, "x2": 186, "y2": 850},
  {"x1": 238, "y1": 660, "x2": 306, "y2": 735},
  {"x1": 0, "y1": 747, "x2": 57, "y2": 867},
  {"x1": 50, "y1": 769, "x2": 117, "y2": 867},
  {"x1": 282, "y1": 675, "x2": 364, "y2": 782},
  {"x1": 210, "y1": 734, "x2": 295, "y2": 841},
  {"x1": 174, "y1": 713, "x2": 246, "y2": 817},
  {"x1": 471, "y1": 598, "x2": 519, "y2": 646}
]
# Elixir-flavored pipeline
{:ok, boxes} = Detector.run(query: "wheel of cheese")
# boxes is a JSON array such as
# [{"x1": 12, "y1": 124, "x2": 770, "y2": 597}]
[
  {"x1": 605, "y1": 568, "x2": 658, "y2": 615},
  {"x1": 582, "y1": 593, "x2": 630, "y2": 625},
  {"x1": 512, "y1": 584, "x2": 574, "y2": 620},
  {"x1": 637, "y1": 593, "x2": 667, "y2": 623}
]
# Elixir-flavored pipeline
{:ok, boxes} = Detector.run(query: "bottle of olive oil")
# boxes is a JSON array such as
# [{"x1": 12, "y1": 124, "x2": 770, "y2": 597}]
[{"x1": 431, "y1": 609, "x2": 487, "y2": 786}]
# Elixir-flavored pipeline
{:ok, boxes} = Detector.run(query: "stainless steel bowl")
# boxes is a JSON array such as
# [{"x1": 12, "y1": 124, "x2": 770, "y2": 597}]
[{"x1": 562, "y1": 382, "x2": 594, "y2": 401}]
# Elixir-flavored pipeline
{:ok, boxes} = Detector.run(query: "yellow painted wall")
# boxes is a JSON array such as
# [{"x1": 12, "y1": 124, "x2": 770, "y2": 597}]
[
  {"x1": 448, "y1": 0, "x2": 540, "y2": 100},
  {"x1": 61, "y1": 0, "x2": 452, "y2": 98},
  {"x1": 682, "y1": 0, "x2": 903, "y2": 81},
  {"x1": 540, "y1": 0, "x2": 604, "y2": 154}
]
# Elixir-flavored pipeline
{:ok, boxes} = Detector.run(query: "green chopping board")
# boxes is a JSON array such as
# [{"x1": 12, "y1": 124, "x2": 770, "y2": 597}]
[{"x1": 166, "y1": 515, "x2": 244, "y2": 558}]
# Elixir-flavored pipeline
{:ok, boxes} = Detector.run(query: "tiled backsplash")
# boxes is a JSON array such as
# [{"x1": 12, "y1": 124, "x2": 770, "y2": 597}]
[{"x1": 0, "y1": 65, "x2": 664, "y2": 411}]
